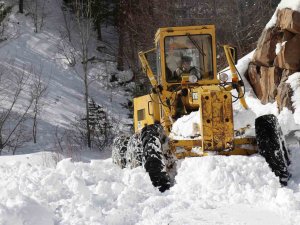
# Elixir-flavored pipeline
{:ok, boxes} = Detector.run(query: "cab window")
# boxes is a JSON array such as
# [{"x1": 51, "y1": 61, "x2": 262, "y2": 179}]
[
  {"x1": 156, "y1": 43, "x2": 161, "y2": 83},
  {"x1": 164, "y1": 34, "x2": 214, "y2": 82},
  {"x1": 145, "y1": 49, "x2": 158, "y2": 84}
]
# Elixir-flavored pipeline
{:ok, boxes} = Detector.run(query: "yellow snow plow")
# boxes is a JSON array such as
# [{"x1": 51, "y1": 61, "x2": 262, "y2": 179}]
[{"x1": 112, "y1": 25, "x2": 291, "y2": 192}]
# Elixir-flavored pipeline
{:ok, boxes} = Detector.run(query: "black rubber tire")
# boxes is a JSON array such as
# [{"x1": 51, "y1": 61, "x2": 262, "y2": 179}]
[
  {"x1": 141, "y1": 124, "x2": 171, "y2": 192},
  {"x1": 255, "y1": 114, "x2": 291, "y2": 186},
  {"x1": 112, "y1": 135, "x2": 130, "y2": 169}
]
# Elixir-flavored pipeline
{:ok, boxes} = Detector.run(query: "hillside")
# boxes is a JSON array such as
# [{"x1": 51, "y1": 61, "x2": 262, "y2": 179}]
[{"x1": 0, "y1": 0, "x2": 132, "y2": 157}]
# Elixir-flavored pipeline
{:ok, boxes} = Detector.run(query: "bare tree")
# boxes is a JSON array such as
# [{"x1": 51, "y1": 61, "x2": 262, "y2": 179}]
[
  {"x1": 7, "y1": 122, "x2": 31, "y2": 155},
  {"x1": 0, "y1": 63, "x2": 33, "y2": 154},
  {"x1": 27, "y1": 0, "x2": 47, "y2": 33},
  {"x1": 56, "y1": 0, "x2": 95, "y2": 148},
  {"x1": 116, "y1": 0, "x2": 178, "y2": 95},
  {"x1": 59, "y1": 0, "x2": 74, "y2": 42},
  {"x1": 30, "y1": 65, "x2": 48, "y2": 144},
  {"x1": 117, "y1": 0, "x2": 280, "y2": 75},
  {"x1": 57, "y1": 39, "x2": 77, "y2": 67},
  {"x1": 52, "y1": 125, "x2": 81, "y2": 162},
  {"x1": 72, "y1": 0, "x2": 94, "y2": 148}
]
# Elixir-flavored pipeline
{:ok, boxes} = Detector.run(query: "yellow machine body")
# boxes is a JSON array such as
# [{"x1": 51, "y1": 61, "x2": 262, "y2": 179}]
[
  {"x1": 133, "y1": 25, "x2": 257, "y2": 158},
  {"x1": 133, "y1": 94, "x2": 160, "y2": 132}
]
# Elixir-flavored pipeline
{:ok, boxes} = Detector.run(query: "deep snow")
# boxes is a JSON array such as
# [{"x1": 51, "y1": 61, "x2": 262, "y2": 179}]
[{"x1": 1, "y1": 151, "x2": 300, "y2": 225}]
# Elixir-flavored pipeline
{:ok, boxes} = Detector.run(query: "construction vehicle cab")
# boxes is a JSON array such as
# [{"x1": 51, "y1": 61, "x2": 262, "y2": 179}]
[
  {"x1": 157, "y1": 26, "x2": 218, "y2": 87},
  {"x1": 113, "y1": 25, "x2": 291, "y2": 192}
]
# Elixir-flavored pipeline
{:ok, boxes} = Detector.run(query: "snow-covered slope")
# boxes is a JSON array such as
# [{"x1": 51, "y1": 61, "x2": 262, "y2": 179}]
[{"x1": 0, "y1": 1, "x2": 131, "y2": 155}]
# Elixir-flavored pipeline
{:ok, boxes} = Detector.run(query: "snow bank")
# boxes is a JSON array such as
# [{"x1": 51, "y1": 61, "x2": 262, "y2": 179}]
[
  {"x1": 0, "y1": 152, "x2": 58, "y2": 167},
  {"x1": 170, "y1": 111, "x2": 201, "y2": 139},
  {"x1": 174, "y1": 157, "x2": 289, "y2": 204},
  {"x1": 0, "y1": 197, "x2": 54, "y2": 225},
  {"x1": 1, "y1": 154, "x2": 300, "y2": 225},
  {"x1": 0, "y1": 157, "x2": 155, "y2": 225}
]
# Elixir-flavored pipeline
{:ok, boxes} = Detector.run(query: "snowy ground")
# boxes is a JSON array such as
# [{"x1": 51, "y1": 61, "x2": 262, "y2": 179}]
[
  {"x1": 1, "y1": 148, "x2": 300, "y2": 225},
  {"x1": 0, "y1": 0, "x2": 300, "y2": 224}
]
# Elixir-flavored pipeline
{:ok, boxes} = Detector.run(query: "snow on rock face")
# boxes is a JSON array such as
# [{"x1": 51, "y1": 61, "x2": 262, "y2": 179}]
[
  {"x1": 287, "y1": 72, "x2": 300, "y2": 124},
  {"x1": 277, "y1": 108, "x2": 300, "y2": 135},
  {"x1": 278, "y1": 0, "x2": 300, "y2": 12},
  {"x1": 266, "y1": 0, "x2": 300, "y2": 28},
  {"x1": 248, "y1": 0, "x2": 300, "y2": 123},
  {"x1": 275, "y1": 42, "x2": 287, "y2": 55}
]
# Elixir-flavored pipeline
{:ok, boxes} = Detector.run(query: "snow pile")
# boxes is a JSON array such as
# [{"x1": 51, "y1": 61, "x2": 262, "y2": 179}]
[
  {"x1": 0, "y1": 154, "x2": 300, "y2": 225},
  {"x1": 233, "y1": 95, "x2": 300, "y2": 135},
  {"x1": 170, "y1": 111, "x2": 201, "y2": 139},
  {"x1": 0, "y1": 157, "x2": 156, "y2": 225},
  {"x1": 174, "y1": 157, "x2": 288, "y2": 203},
  {"x1": 287, "y1": 73, "x2": 300, "y2": 124},
  {"x1": 0, "y1": 197, "x2": 54, "y2": 225},
  {"x1": 266, "y1": 0, "x2": 300, "y2": 28}
]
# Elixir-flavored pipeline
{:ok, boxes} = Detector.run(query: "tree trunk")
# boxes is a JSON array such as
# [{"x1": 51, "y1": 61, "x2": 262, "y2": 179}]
[
  {"x1": 117, "y1": 29, "x2": 124, "y2": 71},
  {"x1": 83, "y1": 63, "x2": 91, "y2": 148},
  {"x1": 236, "y1": 0, "x2": 245, "y2": 27},
  {"x1": 34, "y1": 0, "x2": 38, "y2": 33},
  {"x1": 97, "y1": 22, "x2": 102, "y2": 41},
  {"x1": 0, "y1": 133, "x2": 2, "y2": 155},
  {"x1": 33, "y1": 111, "x2": 37, "y2": 143},
  {"x1": 19, "y1": 0, "x2": 24, "y2": 13}
]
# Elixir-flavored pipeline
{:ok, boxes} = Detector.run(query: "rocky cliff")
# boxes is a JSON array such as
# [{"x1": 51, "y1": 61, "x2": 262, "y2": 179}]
[{"x1": 245, "y1": 8, "x2": 300, "y2": 111}]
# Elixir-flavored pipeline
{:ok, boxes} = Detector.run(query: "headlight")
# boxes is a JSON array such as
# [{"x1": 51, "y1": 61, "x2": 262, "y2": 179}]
[
  {"x1": 189, "y1": 75, "x2": 198, "y2": 83},
  {"x1": 219, "y1": 73, "x2": 228, "y2": 82}
]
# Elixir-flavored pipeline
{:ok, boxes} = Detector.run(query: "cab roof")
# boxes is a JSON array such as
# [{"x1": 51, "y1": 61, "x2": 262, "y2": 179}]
[{"x1": 154, "y1": 25, "x2": 216, "y2": 43}]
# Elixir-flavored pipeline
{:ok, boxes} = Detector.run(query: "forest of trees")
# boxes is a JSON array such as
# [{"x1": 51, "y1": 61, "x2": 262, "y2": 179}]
[
  {"x1": 17, "y1": 0, "x2": 280, "y2": 91},
  {"x1": 9, "y1": 0, "x2": 280, "y2": 152},
  {"x1": 116, "y1": 0, "x2": 280, "y2": 79}
]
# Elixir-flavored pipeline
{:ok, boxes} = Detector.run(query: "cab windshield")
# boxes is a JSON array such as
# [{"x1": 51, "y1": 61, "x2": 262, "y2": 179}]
[{"x1": 164, "y1": 34, "x2": 214, "y2": 83}]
